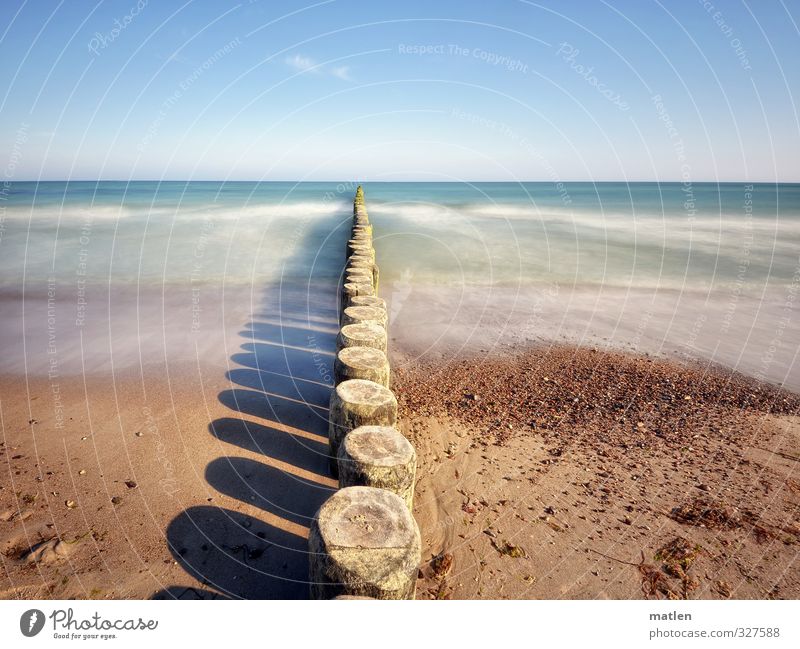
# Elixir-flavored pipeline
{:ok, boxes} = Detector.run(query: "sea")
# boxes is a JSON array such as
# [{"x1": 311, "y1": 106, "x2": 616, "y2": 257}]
[
  {"x1": 1, "y1": 181, "x2": 798, "y2": 388},
  {"x1": 1, "y1": 181, "x2": 798, "y2": 290}
]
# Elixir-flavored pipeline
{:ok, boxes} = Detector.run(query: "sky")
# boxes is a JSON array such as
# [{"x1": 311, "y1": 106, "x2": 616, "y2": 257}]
[{"x1": 1, "y1": 0, "x2": 798, "y2": 182}]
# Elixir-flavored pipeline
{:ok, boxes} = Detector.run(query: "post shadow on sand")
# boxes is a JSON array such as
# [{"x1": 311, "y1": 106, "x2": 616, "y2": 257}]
[
  {"x1": 156, "y1": 506, "x2": 310, "y2": 600},
  {"x1": 157, "y1": 210, "x2": 350, "y2": 600}
]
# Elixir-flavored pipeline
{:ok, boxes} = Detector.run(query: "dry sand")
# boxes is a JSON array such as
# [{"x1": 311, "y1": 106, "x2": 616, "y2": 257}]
[
  {"x1": 395, "y1": 346, "x2": 800, "y2": 599},
  {"x1": 0, "y1": 363, "x2": 336, "y2": 600}
]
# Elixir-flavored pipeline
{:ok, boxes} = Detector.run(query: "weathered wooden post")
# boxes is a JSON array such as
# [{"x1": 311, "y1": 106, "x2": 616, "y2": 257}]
[
  {"x1": 347, "y1": 239, "x2": 372, "y2": 256},
  {"x1": 352, "y1": 223, "x2": 373, "y2": 237},
  {"x1": 342, "y1": 280, "x2": 374, "y2": 307},
  {"x1": 349, "y1": 241, "x2": 375, "y2": 256},
  {"x1": 343, "y1": 267, "x2": 373, "y2": 286},
  {"x1": 328, "y1": 378, "x2": 397, "y2": 460},
  {"x1": 345, "y1": 257, "x2": 373, "y2": 270},
  {"x1": 341, "y1": 305, "x2": 388, "y2": 330},
  {"x1": 348, "y1": 254, "x2": 375, "y2": 268},
  {"x1": 337, "y1": 322, "x2": 387, "y2": 352},
  {"x1": 308, "y1": 486, "x2": 420, "y2": 599},
  {"x1": 350, "y1": 295, "x2": 387, "y2": 310},
  {"x1": 346, "y1": 259, "x2": 379, "y2": 292},
  {"x1": 337, "y1": 426, "x2": 416, "y2": 509},
  {"x1": 334, "y1": 346, "x2": 390, "y2": 387},
  {"x1": 346, "y1": 249, "x2": 370, "y2": 260}
]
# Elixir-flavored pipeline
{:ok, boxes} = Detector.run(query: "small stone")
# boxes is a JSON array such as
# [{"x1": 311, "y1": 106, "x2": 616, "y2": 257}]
[
  {"x1": 430, "y1": 552, "x2": 454, "y2": 579},
  {"x1": 111, "y1": 496, "x2": 123, "y2": 505},
  {"x1": 65, "y1": 500, "x2": 76, "y2": 509},
  {"x1": 25, "y1": 538, "x2": 72, "y2": 564},
  {"x1": 78, "y1": 469, "x2": 86, "y2": 476}
]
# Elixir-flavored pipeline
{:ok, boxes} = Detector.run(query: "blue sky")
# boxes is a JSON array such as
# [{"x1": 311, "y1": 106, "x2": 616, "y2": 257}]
[{"x1": 1, "y1": 0, "x2": 798, "y2": 181}]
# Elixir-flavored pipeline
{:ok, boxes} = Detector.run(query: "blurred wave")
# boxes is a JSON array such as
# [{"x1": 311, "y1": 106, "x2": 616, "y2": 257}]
[{"x1": 1, "y1": 180, "x2": 797, "y2": 292}]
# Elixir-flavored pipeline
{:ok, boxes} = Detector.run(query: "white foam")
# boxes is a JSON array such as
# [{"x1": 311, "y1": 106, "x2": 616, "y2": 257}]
[
  {"x1": 369, "y1": 202, "x2": 800, "y2": 252},
  {"x1": 203, "y1": 200, "x2": 349, "y2": 221},
  {"x1": 2, "y1": 199, "x2": 350, "y2": 223}
]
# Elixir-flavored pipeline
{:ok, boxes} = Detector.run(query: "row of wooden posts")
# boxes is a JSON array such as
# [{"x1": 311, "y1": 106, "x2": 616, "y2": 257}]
[{"x1": 308, "y1": 186, "x2": 422, "y2": 599}]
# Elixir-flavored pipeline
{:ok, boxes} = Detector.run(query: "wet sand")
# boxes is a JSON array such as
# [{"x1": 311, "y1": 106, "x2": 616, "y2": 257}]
[{"x1": 385, "y1": 283, "x2": 800, "y2": 393}]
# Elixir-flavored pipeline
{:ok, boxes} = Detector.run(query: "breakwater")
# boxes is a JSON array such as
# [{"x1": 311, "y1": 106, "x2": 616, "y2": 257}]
[{"x1": 308, "y1": 186, "x2": 421, "y2": 600}]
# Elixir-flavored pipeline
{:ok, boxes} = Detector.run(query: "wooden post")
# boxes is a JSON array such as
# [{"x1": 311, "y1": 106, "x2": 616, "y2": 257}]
[
  {"x1": 349, "y1": 295, "x2": 387, "y2": 310},
  {"x1": 341, "y1": 305, "x2": 388, "y2": 330},
  {"x1": 342, "y1": 281, "x2": 374, "y2": 307},
  {"x1": 337, "y1": 322, "x2": 387, "y2": 353},
  {"x1": 337, "y1": 426, "x2": 416, "y2": 510},
  {"x1": 309, "y1": 486, "x2": 420, "y2": 599},
  {"x1": 344, "y1": 267, "x2": 373, "y2": 284},
  {"x1": 334, "y1": 346, "x2": 390, "y2": 387},
  {"x1": 328, "y1": 379, "x2": 397, "y2": 460}
]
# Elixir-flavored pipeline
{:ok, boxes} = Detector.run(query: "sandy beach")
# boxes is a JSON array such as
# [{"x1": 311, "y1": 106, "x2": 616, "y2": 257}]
[
  {"x1": 1, "y1": 318, "x2": 798, "y2": 599},
  {"x1": 0, "y1": 362, "x2": 336, "y2": 600},
  {"x1": 396, "y1": 346, "x2": 800, "y2": 599}
]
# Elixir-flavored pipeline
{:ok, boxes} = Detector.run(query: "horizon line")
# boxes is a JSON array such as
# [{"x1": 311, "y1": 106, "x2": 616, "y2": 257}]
[{"x1": 11, "y1": 179, "x2": 800, "y2": 184}]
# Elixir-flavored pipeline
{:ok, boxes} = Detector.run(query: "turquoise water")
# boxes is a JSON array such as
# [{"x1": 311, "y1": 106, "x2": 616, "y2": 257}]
[{"x1": 1, "y1": 181, "x2": 798, "y2": 291}]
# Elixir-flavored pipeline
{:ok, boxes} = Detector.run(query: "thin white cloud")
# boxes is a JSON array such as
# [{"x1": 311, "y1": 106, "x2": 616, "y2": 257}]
[
  {"x1": 285, "y1": 54, "x2": 353, "y2": 81},
  {"x1": 330, "y1": 65, "x2": 352, "y2": 81},
  {"x1": 285, "y1": 53, "x2": 317, "y2": 73}
]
